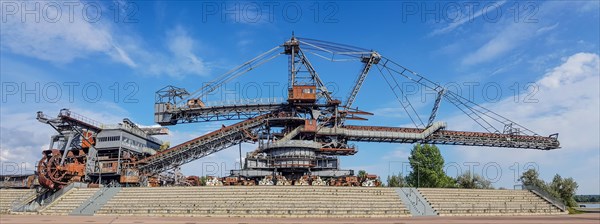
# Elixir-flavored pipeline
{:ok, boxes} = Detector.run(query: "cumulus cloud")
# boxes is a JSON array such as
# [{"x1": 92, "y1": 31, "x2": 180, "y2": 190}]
[
  {"x1": 446, "y1": 52, "x2": 600, "y2": 193},
  {"x1": 538, "y1": 53, "x2": 599, "y2": 88},
  {"x1": 354, "y1": 52, "x2": 599, "y2": 193},
  {"x1": 0, "y1": 113, "x2": 54, "y2": 174}
]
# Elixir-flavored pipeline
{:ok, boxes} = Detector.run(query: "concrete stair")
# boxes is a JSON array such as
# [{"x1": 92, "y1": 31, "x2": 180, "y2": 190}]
[
  {"x1": 418, "y1": 188, "x2": 566, "y2": 216},
  {"x1": 40, "y1": 188, "x2": 99, "y2": 215},
  {"x1": 97, "y1": 186, "x2": 410, "y2": 217},
  {"x1": 0, "y1": 189, "x2": 35, "y2": 213}
]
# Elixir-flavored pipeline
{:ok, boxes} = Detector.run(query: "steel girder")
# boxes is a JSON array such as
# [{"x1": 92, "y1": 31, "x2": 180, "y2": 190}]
[
  {"x1": 164, "y1": 103, "x2": 286, "y2": 124},
  {"x1": 331, "y1": 126, "x2": 560, "y2": 150},
  {"x1": 139, "y1": 113, "x2": 274, "y2": 174}
]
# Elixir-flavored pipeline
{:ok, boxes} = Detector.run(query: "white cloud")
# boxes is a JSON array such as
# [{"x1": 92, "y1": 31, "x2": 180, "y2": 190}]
[
  {"x1": 0, "y1": 103, "x2": 129, "y2": 175},
  {"x1": 461, "y1": 22, "x2": 537, "y2": 66},
  {"x1": 0, "y1": 1, "x2": 134, "y2": 66},
  {"x1": 112, "y1": 45, "x2": 137, "y2": 67},
  {"x1": 536, "y1": 23, "x2": 559, "y2": 34},
  {"x1": 117, "y1": 26, "x2": 211, "y2": 78},
  {"x1": 538, "y1": 53, "x2": 599, "y2": 88},
  {"x1": 340, "y1": 52, "x2": 599, "y2": 193},
  {"x1": 446, "y1": 52, "x2": 600, "y2": 194},
  {"x1": 459, "y1": 1, "x2": 596, "y2": 66},
  {"x1": 429, "y1": 0, "x2": 508, "y2": 36},
  {"x1": 0, "y1": 1, "x2": 210, "y2": 78},
  {"x1": 150, "y1": 27, "x2": 209, "y2": 77},
  {"x1": 0, "y1": 96, "x2": 257, "y2": 177},
  {"x1": 577, "y1": 1, "x2": 600, "y2": 13}
]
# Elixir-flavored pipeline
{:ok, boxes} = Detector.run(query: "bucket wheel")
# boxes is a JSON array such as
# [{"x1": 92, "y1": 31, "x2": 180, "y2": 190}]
[
  {"x1": 37, "y1": 150, "x2": 68, "y2": 190},
  {"x1": 46, "y1": 154, "x2": 67, "y2": 183}
]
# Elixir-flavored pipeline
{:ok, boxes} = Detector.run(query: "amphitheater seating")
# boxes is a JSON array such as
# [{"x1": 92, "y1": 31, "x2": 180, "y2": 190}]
[
  {"x1": 0, "y1": 188, "x2": 35, "y2": 213},
  {"x1": 418, "y1": 188, "x2": 565, "y2": 216},
  {"x1": 97, "y1": 186, "x2": 410, "y2": 217},
  {"x1": 41, "y1": 187, "x2": 99, "y2": 215}
]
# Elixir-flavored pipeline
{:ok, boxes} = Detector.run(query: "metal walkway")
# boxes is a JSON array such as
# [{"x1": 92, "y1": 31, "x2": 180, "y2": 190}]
[
  {"x1": 141, "y1": 113, "x2": 559, "y2": 176},
  {"x1": 335, "y1": 124, "x2": 559, "y2": 150},
  {"x1": 139, "y1": 113, "x2": 274, "y2": 174}
]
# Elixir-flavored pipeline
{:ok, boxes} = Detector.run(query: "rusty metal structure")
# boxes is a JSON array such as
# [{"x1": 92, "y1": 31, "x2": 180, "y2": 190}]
[
  {"x1": 0, "y1": 174, "x2": 38, "y2": 189},
  {"x1": 35, "y1": 109, "x2": 168, "y2": 190},
  {"x1": 35, "y1": 36, "x2": 560, "y2": 189}
]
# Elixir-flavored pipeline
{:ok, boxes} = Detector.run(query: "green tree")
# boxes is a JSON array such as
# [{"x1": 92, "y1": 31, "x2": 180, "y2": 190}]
[
  {"x1": 574, "y1": 195, "x2": 599, "y2": 203},
  {"x1": 520, "y1": 169, "x2": 545, "y2": 187},
  {"x1": 574, "y1": 195, "x2": 588, "y2": 202},
  {"x1": 200, "y1": 176, "x2": 207, "y2": 186},
  {"x1": 387, "y1": 172, "x2": 406, "y2": 187},
  {"x1": 358, "y1": 170, "x2": 367, "y2": 179},
  {"x1": 550, "y1": 174, "x2": 579, "y2": 207},
  {"x1": 406, "y1": 144, "x2": 454, "y2": 188},
  {"x1": 520, "y1": 169, "x2": 579, "y2": 208},
  {"x1": 456, "y1": 170, "x2": 493, "y2": 189}
]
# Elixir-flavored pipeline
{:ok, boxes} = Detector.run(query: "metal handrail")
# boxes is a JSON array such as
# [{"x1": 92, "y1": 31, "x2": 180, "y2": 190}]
[
  {"x1": 75, "y1": 187, "x2": 107, "y2": 214},
  {"x1": 204, "y1": 97, "x2": 285, "y2": 107},
  {"x1": 100, "y1": 123, "x2": 161, "y2": 143},
  {"x1": 9, "y1": 189, "x2": 39, "y2": 212},
  {"x1": 522, "y1": 185, "x2": 567, "y2": 211},
  {"x1": 400, "y1": 188, "x2": 428, "y2": 215},
  {"x1": 412, "y1": 188, "x2": 429, "y2": 215},
  {"x1": 41, "y1": 185, "x2": 73, "y2": 206}
]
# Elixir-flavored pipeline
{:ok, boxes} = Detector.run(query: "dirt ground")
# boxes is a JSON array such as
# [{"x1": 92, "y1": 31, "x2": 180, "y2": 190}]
[{"x1": 1, "y1": 213, "x2": 599, "y2": 224}]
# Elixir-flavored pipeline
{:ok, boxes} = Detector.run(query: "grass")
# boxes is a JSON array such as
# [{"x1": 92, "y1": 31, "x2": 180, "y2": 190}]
[{"x1": 568, "y1": 207, "x2": 584, "y2": 214}]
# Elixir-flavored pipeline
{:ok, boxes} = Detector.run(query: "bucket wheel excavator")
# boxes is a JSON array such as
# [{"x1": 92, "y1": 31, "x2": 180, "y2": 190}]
[
  {"x1": 36, "y1": 36, "x2": 560, "y2": 189},
  {"x1": 141, "y1": 36, "x2": 559, "y2": 185}
]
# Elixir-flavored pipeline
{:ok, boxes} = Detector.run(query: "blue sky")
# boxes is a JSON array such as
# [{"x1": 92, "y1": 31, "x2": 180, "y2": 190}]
[{"x1": 1, "y1": 0, "x2": 599, "y2": 194}]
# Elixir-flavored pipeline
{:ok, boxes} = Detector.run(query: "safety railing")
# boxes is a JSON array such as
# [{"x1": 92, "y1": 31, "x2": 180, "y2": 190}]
[
  {"x1": 444, "y1": 202, "x2": 558, "y2": 214},
  {"x1": 12, "y1": 182, "x2": 85, "y2": 213},
  {"x1": 41, "y1": 183, "x2": 78, "y2": 207},
  {"x1": 73, "y1": 183, "x2": 117, "y2": 215},
  {"x1": 10, "y1": 189, "x2": 40, "y2": 212},
  {"x1": 60, "y1": 109, "x2": 103, "y2": 129},
  {"x1": 259, "y1": 140, "x2": 321, "y2": 150},
  {"x1": 73, "y1": 188, "x2": 106, "y2": 215},
  {"x1": 400, "y1": 188, "x2": 430, "y2": 215},
  {"x1": 100, "y1": 123, "x2": 161, "y2": 144},
  {"x1": 203, "y1": 97, "x2": 285, "y2": 107},
  {"x1": 522, "y1": 184, "x2": 567, "y2": 212}
]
